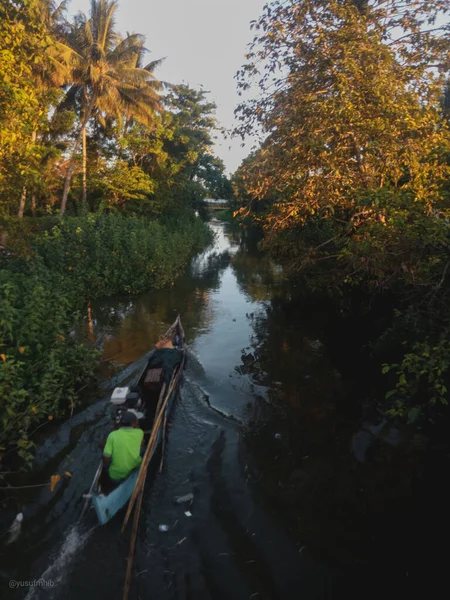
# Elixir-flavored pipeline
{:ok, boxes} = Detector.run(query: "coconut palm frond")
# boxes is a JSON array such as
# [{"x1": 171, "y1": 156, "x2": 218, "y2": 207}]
[
  {"x1": 111, "y1": 33, "x2": 146, "y2": 54},
  {"x1": 90, "y1": 0, "x2": 120, "y2": 53},
  {"x1": 58, "y1": 0, "x2": 163, "y2": 135},
  {"x1": 52, "y1": 0, "x2": 69, "y2": 22},
  {"x1": 143, "y1": 57, "x2": 166, "y2": 73}
]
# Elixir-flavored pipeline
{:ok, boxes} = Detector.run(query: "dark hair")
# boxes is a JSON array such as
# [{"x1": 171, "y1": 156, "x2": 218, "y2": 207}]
[{"x1": 121, "y1": 411, "x2": 138, "y2": 426}]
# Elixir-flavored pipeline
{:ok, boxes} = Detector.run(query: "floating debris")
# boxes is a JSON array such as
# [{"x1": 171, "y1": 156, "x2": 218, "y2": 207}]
[
  {"x1": 175, "y1": 537, "x2": 186, "y2": 546},
  {"x1": 6, "y1": 513, "x2": 23, "y2": 545},
  {"x1": 175, "y1": 493, "x2": 194, "y2": 504}
]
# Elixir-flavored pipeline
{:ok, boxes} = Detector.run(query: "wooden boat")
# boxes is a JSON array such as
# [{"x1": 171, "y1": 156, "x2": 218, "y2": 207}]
[{"x1": 89, "y1": 315, "x2": 186, "y2": 525}]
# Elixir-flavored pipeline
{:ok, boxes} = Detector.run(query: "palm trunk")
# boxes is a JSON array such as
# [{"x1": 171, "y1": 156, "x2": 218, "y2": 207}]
[
  {"x1": 18, "y1": 131, "x2": 37, "y2": 218},
  {"x1": 31, "y1": 193, "x2": 37, "y2": 217},
  {"x1": 18, "y1": 188, "x2": 27, "y2": 218},
  {"x1": 82, "y1": 126, "x2": 87, "y2": 209},
  {"x1": 87, "y1": 301, "x2": 94, "y2": 339},
  {"x1": 60, "y1": 98, "x2": 95, "y2": 217},
  {"x1": 60, "y1": 130, "x2": 83, "y2": 217}
]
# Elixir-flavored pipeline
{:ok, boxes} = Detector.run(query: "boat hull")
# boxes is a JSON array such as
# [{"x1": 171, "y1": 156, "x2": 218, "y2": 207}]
[{"x1": 92, "y1": 470, "x2": 139, "y2": 526}]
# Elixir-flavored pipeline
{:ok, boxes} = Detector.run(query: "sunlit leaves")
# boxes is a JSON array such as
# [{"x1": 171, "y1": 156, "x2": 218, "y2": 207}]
[
  {"x1": 50, "y1": 474, "x2": 60, "y2": 491},
  {"x1": 235, "y1": 0, "x2": 450, "y2": 240},
  {"x1": 0, "y1": 0, "x2": 50, "y2": 214}
]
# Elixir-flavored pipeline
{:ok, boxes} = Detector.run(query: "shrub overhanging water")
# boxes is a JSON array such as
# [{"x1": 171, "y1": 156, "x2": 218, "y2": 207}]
[{"x1": 0, "y1": 214, "x2": 212, "y2": 468}]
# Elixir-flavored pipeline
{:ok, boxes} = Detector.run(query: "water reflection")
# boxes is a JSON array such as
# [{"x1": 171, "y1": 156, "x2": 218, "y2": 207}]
[
  {"x1": 86, "y1": 220, "x2": 279, "y2": 419},
  {"x1": 87, "y1": 223, "x2": 233, "y2": 369},
  {"x1": 233, "y1": 267, "x2": 436, "y2": 596}
]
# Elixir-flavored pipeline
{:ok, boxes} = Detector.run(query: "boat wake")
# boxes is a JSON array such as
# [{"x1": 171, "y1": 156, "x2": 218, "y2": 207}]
[
  {"x1": 25, "y1": 524, "x2": 96, "y2": 599},
  {"x1": 183, "y1": 376, "x2": 242, "y2": 424},
  {"x1": 184, "y1": 346, "x2": 206, "y2": 378}
]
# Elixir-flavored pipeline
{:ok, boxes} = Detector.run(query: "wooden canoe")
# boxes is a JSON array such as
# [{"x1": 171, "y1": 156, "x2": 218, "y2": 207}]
[{"x1": 89, "y1": 315, "x2": 186, "y2": 525}]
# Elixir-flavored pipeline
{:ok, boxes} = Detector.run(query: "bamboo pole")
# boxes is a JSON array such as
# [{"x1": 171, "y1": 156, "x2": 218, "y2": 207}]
[
  {"x1": 121, "y1": 371, "x2": 180, "y2": 533},
  {"x1": 154, "y1": 382, "x2": 167, "y2": 422},
  {"x1": 123, "y1": 479, "x2": 145, "y2": 600},
  {"x1": 121, "y1": 368, "x2": 183, "y2": 598},
  {"x1": 159, "y1": 412, "x2": 168, "y2": 474}
]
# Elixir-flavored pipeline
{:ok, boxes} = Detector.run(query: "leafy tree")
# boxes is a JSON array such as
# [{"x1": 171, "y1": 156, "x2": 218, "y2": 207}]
[
  {"x1": 0, "y1": 2, "x2": 223, "y2": 218},
  {"x1": 236, "y1": 0, "x2": 450, "y2": 242},
  {"x1": 163, "y1": 84, "x2": 217, "y2": 179},
  {"x1": 17, "y1": 1, "x2": 79, "y2": 218},
  {"x1": 197, "y1": 153, "x2": 233, "y2": 200},
  {"x1": 90, "y1": 160, "x2": 155, "y2": 212},
  {"x1": 231, "y1": 150, "x2": 268, "y2": 211},
  {"x1": 116, "y1": 84, "x2": 222, "y2": 214},
  {"x1": 0, "y1": 1, "x2": 80, "y2": 218},
  {"x1": 0, "y1": 0, "x2": 49, "y2": 217},
  {"x1": 59, "y1": 0, "x2": 162, "y2": 215}
]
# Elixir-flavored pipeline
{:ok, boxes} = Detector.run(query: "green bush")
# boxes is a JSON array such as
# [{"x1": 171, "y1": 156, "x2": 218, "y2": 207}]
[
  {"x1": 0, "y1": 265, "x2": 99, "y2": 468},
  {"x1": 0, "y1": 214, "x2": 212, "y2": 469},
  {"x1": 32, "y1": 213, "x2": 212, "y2": 299},
  {"x1": 383, "y1": 339, "x2": 450, "y2": 423},
  {"x1": 213, "y1": 209, "x2": 235, "y2": 223}
]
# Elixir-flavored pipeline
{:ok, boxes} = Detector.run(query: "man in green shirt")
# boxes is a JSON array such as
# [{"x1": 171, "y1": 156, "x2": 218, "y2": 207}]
[{"x1": 103, "y1": 411, "x2": 143, "y2": 485}]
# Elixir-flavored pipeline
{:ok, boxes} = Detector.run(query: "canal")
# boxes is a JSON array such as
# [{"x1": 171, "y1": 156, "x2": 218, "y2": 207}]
[{"x1": 1, "y1": 218, "x2": 446, "y2": 599}]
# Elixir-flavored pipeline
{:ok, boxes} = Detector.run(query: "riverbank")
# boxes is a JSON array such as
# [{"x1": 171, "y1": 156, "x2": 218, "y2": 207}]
[{"x1": 0, "y1": 213, "x2": 212, "y2": 472}]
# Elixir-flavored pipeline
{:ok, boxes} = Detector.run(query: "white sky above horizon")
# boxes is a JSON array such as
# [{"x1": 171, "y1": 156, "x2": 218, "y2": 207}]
[{"x1": 70, "y1": 0, "x2": 267, "y2": 174}]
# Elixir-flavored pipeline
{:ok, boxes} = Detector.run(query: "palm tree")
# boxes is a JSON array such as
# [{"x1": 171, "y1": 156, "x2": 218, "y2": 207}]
[{"x1": 59, "y1": 0, "x2": 162, "y2": 215}]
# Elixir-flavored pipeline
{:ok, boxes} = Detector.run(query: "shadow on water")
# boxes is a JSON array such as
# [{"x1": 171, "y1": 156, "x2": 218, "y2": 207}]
[{"x1": 1, "y1": 218, "x2": 447, "y2": 599}]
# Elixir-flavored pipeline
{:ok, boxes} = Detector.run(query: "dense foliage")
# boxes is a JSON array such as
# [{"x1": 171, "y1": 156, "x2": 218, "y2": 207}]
[
  {"x1": 0, "y1": 0, "x2": 52, "y2": 215},
  {"x1": 234, "y1": 0, "x2": 450, "y2": 422},
  {"x1": 0, "y1": 0, "x2": 222, "y2": 472},
  {"x1": 0, "y1": 214, "x2": 212, "y2": 468}
]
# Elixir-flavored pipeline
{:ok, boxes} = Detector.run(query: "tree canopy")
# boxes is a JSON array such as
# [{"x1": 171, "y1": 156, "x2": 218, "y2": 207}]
[
  {"x1": 0, "y1": 0, "x2": 231, "y2": 218},
  {"x1": 235, "y1": 0, "x2": 450, "y2": 233}
]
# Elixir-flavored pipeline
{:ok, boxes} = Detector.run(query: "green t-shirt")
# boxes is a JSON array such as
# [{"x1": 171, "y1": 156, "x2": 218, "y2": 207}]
[{"x1": 103, "y1": 427, "x2": 144, "y2": 481}]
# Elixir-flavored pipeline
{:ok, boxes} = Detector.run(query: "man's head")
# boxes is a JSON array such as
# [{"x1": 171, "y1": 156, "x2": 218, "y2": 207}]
[{"x1": 121, "y1": 411, "x2": 138, "y2": 428}]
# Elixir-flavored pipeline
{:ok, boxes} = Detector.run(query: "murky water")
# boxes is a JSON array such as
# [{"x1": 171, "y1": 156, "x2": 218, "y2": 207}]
[{"x1": 1, "y1": 219, "x2": 448, "y2": 599}]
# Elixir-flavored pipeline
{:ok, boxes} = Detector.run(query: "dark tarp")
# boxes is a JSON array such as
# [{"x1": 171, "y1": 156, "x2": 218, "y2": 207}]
[{"x1": 148, "y1": 348, "x2": 182, "y2": 383}]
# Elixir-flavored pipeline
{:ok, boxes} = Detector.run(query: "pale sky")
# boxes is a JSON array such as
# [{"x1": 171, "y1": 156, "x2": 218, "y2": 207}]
[{"x1": 70, "y1": 0, "x2": 267, "y2": 174}]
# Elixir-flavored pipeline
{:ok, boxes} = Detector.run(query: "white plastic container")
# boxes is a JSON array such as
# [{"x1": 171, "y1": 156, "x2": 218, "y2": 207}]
[{"x1": 111, "y1": 387, "x2": 129, "y2": 405}]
